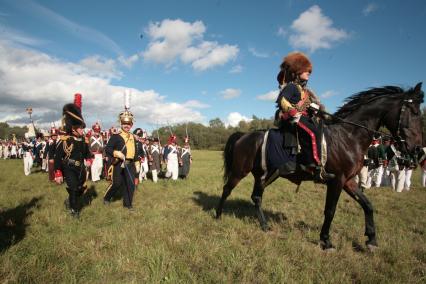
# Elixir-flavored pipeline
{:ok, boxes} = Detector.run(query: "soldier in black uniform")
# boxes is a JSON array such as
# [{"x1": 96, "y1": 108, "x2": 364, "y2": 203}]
[
  {"x1": 275, "y1": 51, "x2": 334, "y2": 182},
  {"x1": 103, "y1": 108, "x2": 141, "y2": 210},
  {"x1": 54, "y1": 95, "x2": 92, "y2": 218}
]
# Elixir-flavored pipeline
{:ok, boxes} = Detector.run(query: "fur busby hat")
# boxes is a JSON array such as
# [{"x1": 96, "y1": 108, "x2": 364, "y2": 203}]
[
  {"x1": 62, "y1": 103, "x2": 85, "y2": 134},
  {"x1": 277, "y1": 52, "x2": 312, "y2": 85}
]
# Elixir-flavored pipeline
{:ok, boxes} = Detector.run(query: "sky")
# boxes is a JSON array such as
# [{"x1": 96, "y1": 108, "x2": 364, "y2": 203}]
[{"x1": 0, "y1": 0, "x2": 425, "y2": 132}]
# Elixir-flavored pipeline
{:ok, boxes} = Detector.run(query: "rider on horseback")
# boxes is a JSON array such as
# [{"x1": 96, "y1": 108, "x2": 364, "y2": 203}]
[{"x1": 275, "y1": 51, "x2": 335, "y2": 183}]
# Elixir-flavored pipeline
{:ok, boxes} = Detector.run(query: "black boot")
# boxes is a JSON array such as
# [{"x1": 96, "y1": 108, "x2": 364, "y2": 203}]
[
  {"x1": 279, "y1": 161, "x2": 297, "y2": 175},
  {"x1": 313, "y1": 167, "x2": 335, "y2": 183},
  {"x1": 70, "y1": 209, "x2": 80, "y2": 219}
]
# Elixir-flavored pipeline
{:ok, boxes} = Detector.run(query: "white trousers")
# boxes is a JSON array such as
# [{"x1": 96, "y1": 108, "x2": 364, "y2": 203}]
[
  {"x1": 373, "y1": 166, "x2": 384, "y2": 187},
  {"x1": 354, "y1": 166, "x2": 368, "y2": 189},
  {"x1": 139, "y1": 160, "x2": 149, "y2": 180},
  {"x1": 404, "y1": 169, "x2": 413, "y2": 191},
  {"x1": 42, "y1": 158, "x2": 47, "y2": 170},
  {"x1": 91, "y1": 153, "x2": 103, "y2": 182},
  {"x1": 151, "y1": 169, "x2": 158, "y2": 183},
  {"x1": 390, "y1": 169, "x2": 405, "y2": 192},
  {"x1": 421, "y1": 169, "x2": 426, "y2": 187},
  {"x1": 23, "y1": 153, "x2": 33, "y2": 176},
  {"x1": 166, "y1": 158, "x2": 179, "y2": 180}
]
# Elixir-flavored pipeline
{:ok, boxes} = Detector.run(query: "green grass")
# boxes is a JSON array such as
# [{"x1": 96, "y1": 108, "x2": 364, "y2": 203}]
[{"x1": 0, "y1": 150, "x2": 425, "y2": 283}]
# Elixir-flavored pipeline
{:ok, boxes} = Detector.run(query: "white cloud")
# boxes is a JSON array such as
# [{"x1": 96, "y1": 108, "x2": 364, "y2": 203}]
[
  {"x1": 248, "y1": 47, "x2": 269, "y2": 58},
  {"x1": 256, "y1": 90, "x2": 279, "y2": 101},
  {"x1": 143, "y1": 19, "x2": 239, "y2": 71},
  {"x1": 182, "y1": 100, "x2": 210, "y2": 109},
  {"x1": 0, "y1": 23, "x2": 47, "y2": 47},
  {"x1": 0, "y1": 41, "x2": 205, "y2": 128},
  {"x1": 79, "y1": 55, "x2": 121, "y2": 79},
  {"x1": 277, "y1": 27, "x2": 287, "y2": 38},
  {"x1": 321, "y1": 90, "x2": 337, "y2": 99},
  {"x1": 225, "y1": 112, "x2": 252, "y2": 127},
  {"x1": 118, "y1": 54, "x2": 140, "y2": 68},
  {"x1": 220, "y1": 88, "x2": 241, "y2": 100},
  {"x1": 289, "y1": 5, "x2": 349, "y2": 52},
  {"x1": 11, "y1": 0, "x2": 124, "y2": 55},
  {"x1": 363, "y1": 3, "x2": 378, "y2": 16},
  {"x1": 229, "y1": 65, "x2": 243, "y2": 74}
]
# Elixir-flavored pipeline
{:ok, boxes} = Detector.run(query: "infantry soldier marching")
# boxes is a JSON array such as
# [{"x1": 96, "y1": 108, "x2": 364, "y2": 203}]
[
  {"x1": 164, "y1": 134, "x2": 179, "y2": 180},
  {"x1": 149, "y1": 137, "x2": 162, "y2": 183},
  {"x1": 45, "y1": 125, "x2": 58, "y2": 181},
  {"x1": 133, "y1": 128, "x2": 147, "y2": 182},
  {"x1": 178, "y1": 137, "x2": 192, "y2": 179},
  {"x1": 104, "y1": 98, "x2": 141, "y2": 210},
  {"x1": 89, "y1": 122, "x2": 104, "y2": 182},
  {"x1": 54, "y1": 94, "x2": 92, "y2": 218}
]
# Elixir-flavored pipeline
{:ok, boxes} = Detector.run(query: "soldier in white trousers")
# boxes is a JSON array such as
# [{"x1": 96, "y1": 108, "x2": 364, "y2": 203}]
[
  {"x1": 165, "y1": 135, "x2": 179, "y2": 180},
  {"x1": 354, "y1": 155, "x2": 370, "y2": 191},
  {"x1": 22, "y1": 140, "x2": 34, "y2": 176},
  {"x1": 89, "y1": 122, "x2": 104, "y2": 182}
]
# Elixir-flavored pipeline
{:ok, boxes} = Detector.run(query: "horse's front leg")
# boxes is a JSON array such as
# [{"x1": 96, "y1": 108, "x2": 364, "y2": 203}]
[
  {"x1": 252, "y1": 177, "x2": 269, "y2": 231},
  {"x1": 343, "y1": 179, "x2": 378, "y2": 251},
  {"x1": 320, "y1": 179, "x2": 343, "y2": 250}
]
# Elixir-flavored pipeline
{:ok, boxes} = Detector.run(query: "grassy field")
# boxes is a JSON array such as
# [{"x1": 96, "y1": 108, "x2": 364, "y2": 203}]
[{"x1": 0, "y1": 150, "x2": 425, "y2": 283}]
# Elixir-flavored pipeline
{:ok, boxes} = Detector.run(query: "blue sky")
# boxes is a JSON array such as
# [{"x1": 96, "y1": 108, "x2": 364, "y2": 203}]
[{"x1": 0, "y1": 0, "x2": 425, "y2": 131}]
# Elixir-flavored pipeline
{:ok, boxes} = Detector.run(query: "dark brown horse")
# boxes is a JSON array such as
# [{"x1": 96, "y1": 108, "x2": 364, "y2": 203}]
[{"x1": 216, "y1": 83, "x2": 424, "y2": 250}]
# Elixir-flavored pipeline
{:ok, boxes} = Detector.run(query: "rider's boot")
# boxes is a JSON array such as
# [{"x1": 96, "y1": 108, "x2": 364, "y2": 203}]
[
  {"x1": 313, "y1": 166, "x2": 335, "y2": 183},
  {"x1": 279, "y1": 161, "x2": 297, "y2": 175}
]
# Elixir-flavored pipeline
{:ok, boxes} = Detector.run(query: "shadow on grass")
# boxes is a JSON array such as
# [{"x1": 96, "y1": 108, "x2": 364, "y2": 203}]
[
  {"x1": 81, "y1": 185, "x2": 98, "y2": 210},
  {"x1": 0, "y1": 196, "x2": 43, "y2": 253},
  {"x1": 192, "y1": 191, "x2": 288, "y2": 224}
]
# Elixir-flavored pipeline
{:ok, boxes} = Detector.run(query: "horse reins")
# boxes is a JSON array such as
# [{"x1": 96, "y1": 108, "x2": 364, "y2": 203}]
[{"x1": 321, "y1": 97, "x2": 414, "y2": 142}]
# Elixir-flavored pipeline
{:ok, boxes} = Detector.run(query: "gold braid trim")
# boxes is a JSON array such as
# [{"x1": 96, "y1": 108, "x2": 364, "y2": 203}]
[{"x1": 63, "y1": 139, "x2": 73, "y2": 160}]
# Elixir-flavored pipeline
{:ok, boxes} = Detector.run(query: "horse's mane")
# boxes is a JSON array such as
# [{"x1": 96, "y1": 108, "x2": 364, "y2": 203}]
[{"x1": 334, "y1": 86, "x2": 422, "y2": 118}]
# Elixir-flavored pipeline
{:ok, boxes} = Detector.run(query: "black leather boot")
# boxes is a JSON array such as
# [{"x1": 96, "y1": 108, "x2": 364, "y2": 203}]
[
  {"x1": 313, "y1": 167, "x2": 335, "y2": 183},
  {"x1": 279, "y1": 161, "x2": 297, "y2": 175}
]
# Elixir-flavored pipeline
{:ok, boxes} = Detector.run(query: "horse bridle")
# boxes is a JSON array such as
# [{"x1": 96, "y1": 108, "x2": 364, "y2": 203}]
[{"x1": 321, "y1": 96, "x2": 415, "y2": 150}]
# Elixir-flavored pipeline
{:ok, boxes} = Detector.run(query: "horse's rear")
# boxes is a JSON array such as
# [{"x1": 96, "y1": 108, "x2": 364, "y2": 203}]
[{"x1": 216, "y1": 130, "x2": 265, "y2": 218}]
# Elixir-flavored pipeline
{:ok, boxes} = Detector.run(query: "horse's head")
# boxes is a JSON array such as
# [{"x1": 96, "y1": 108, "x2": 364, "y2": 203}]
[{"x1": 384, "y1": 82, "x2": 424, "y2": 155}]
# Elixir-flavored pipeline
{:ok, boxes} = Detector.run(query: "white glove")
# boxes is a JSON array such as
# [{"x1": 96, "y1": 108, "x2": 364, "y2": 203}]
[{"x1": 291, "y1": 112, "x2": 302, "y2": 123}]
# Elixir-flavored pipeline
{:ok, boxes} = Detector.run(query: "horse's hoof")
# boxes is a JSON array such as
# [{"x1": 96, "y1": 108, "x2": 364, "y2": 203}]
[
  {"x1": 366, "y1": 244, "x2": 379, "y2": 252},
  {"x1": 261, "y1": 224, "x2": 270, "y2": 232},
  {"x1": 319, "y1": 240, "x2": 335, "y2": 251}
]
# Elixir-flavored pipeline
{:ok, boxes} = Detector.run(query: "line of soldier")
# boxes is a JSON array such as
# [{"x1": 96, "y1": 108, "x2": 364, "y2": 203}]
[
  {"x1": 355, "y1": 134, "x2": 420, "y2": 192},
  {"x1": 50, "y1": 93, "x2": 192, "y2": 218}
]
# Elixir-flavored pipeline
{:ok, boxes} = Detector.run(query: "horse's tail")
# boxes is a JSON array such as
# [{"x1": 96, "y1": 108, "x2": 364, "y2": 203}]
[{"x1": 223, "y1": 131, "x2": 245, "y2": 184}]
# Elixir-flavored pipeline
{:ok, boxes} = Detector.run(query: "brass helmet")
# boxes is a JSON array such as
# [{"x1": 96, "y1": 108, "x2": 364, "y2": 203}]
[{"x1": 119, "y1": 110, "x2": 134, "y2": 124}]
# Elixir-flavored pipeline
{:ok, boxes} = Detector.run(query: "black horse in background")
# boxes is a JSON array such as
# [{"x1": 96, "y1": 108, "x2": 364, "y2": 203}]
[{"x1": 216, "y1": 83, "x2": 424, "y2": 251}]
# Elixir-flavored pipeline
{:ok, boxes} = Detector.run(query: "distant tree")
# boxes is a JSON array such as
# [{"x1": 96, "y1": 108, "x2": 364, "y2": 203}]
[
  {"x1": 0, "y1": 122, "x2": 28, "y2": 140},
  {"x1": 209, "y1": 118, "x2": 225, "y2": 129}
]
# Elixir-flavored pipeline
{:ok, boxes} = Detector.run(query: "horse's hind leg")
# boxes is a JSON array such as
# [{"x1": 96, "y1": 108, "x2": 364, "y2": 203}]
[
  {"x1": 216, "y1": 175, "x2": 241, "y2": 219},
  {"x1": 251, "y1": 177, "x2": 269, "y2": 231}
]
